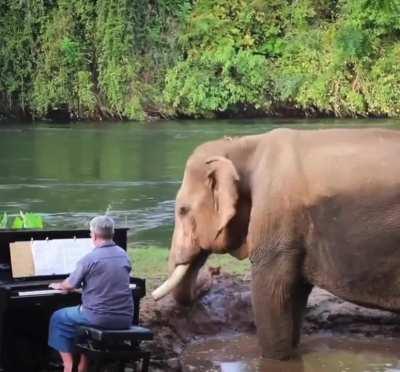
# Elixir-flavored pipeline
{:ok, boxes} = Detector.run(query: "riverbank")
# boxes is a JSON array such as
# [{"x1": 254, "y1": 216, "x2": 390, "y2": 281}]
[
  {"x1": 3, "y1": 1, "x2": 400, "y2": 122},
  {"x1": 132, "y1": 248, "x2": 400, "y2": 371}
]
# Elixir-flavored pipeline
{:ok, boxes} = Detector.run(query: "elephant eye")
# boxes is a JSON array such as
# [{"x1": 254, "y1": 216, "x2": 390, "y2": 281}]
[{"x1": 178, "y1": 206, "x2": 189, "y2": 216}]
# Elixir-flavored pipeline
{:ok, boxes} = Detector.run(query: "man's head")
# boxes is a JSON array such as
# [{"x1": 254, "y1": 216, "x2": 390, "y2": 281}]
[{"x1": 89, "y1": 215, "x2": 115, "y2": 244}]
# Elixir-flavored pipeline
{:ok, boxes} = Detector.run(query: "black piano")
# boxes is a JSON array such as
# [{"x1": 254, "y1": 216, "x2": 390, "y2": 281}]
[{"x1": 0, "y1": 228, "x2": 145, "y2": 372}]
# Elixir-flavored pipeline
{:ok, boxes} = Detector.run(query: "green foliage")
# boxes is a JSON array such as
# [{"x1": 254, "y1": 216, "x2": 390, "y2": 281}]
[
  {"x1": 0, "y1": 211, "x2": 44, "y2": 229},
  {"x1": 164, "y1": 47, "x2": 272, "y2": 116},
  {"x1": 0, "y1": 0, "x2": 46, "y2": 117},
  {"x1": 12, "y1": 212, "x2": 44, "y2": 229},
  {"x1": 95, "y1": 0, "x2": 140, "y2": 119},
  {"x1": 2, "y1": 0, "x2": 400, "y2": 119},
  {"x1": 164, "y1": 0, "x2": 281, "y2": 116},
  {"x1": 0, "y1": 213, "x2": 7, "y2": 228},
  {"x1": 365, "y1": 43, "x2": 400, "y2": 116},
  {"x1": 0, "y1": 0, "x2": 190, "y2": 120},
  {"x1": 268, "y1": 0, "x2": 400, "y2": 117},
  {"x1": 32, "y1": 0, "x2": 96, "y2": 118}
]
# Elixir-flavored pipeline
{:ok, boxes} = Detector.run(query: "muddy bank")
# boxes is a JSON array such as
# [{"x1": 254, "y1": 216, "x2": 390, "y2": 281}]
[{"x1": 139, "y1": 269, "x2": 400, "y2": 371}]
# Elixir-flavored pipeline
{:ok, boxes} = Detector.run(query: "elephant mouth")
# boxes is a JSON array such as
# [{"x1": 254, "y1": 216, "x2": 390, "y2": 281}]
[{"x1": 152, "y1": 251, "x2": 209, "y2": 303}]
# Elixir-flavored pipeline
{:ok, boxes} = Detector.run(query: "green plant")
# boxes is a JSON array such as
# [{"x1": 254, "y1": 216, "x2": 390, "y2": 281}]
[
  {"x1": 0, "y1": 213, "x2": 7, "y2": 228},
  {"x1": 163, "y1": 0, "x2": 280, "y2": 117},
  {"x1": 32, "y1": 0, "x2": 96, "y2": 119},
  {"x1": 9, "y1": 212, "x2": 44, "y2": 229},
  {"x1": 3, "y1": 0, "x2": 400, "y2": 119}
]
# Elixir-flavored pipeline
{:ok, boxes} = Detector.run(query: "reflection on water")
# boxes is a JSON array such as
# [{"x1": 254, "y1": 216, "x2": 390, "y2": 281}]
[
  {"x1": 1, "y1": 119, "x2": 400, "y2": 246},
  {"x1": 220, "y1": 361, "x2": 250, "y2": 372},
  {"x1": 182, "y1": 334, "x2": 400, "y2": 372}
]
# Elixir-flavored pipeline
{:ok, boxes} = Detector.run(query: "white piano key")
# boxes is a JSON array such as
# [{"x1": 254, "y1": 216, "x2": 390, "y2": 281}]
[{"x1": 18, "y1": 283, "x2": 136, "y2": 297}]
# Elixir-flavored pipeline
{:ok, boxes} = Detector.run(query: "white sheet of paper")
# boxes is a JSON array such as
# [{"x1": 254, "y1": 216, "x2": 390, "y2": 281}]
[{"x1": 31, "y1": 238, "x2": 94, "y2": 275}]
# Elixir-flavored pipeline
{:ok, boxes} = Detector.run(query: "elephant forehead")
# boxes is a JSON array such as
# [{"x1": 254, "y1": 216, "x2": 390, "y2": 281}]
[
  {"x1": 177, "y1": 185, "x2": 209, "y2": 207},
  {"x1": 180, "y1": 169, "x2": 207, "y2": 192},
  {"x1": 185, "y1": 158, "x2": 207, "y2": 177}
]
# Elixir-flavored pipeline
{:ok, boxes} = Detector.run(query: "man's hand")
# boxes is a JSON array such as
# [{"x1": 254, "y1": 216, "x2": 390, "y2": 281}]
[
  {"x1": 49, "y1": 282, "x2": 63, "y2": 290},
  {"x1": 48, "y1": 280, "x2": 74, "y2": 293}
]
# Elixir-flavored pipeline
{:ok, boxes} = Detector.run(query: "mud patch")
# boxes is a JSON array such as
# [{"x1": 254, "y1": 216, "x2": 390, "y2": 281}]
[
  {"x1": 140, "y1": 269, "x2": 400, "y2": 371},
  {"x1": 182, "y1": 334, "x2": 400, "y2": 372}
]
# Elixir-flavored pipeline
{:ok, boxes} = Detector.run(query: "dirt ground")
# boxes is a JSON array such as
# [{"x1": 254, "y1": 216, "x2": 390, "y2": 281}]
[{"x1": 139, "y1": 268, "x2": 400, "y2": 371}]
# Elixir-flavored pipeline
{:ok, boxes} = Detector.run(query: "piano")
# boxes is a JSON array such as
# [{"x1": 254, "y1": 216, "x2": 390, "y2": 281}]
[{"x1": 0, "y1": 228, "x2": 145, "y2": 372}]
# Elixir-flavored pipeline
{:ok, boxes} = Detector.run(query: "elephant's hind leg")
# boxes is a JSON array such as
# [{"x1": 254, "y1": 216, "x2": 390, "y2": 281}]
[{"x1": 251, "y1": 256, "x2": 312, "y2": 360}]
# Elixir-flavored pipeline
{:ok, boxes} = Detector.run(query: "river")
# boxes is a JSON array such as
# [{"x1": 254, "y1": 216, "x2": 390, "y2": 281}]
[
  {"x1": 1, "y1": 118, "x2": 398, "y2": 247},
  {"x1": 2, "y1": 118, "x2": 400, "y2": 371}
]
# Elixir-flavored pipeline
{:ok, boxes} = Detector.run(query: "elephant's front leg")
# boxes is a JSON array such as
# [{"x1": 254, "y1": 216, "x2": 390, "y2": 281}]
[{"x1": 251, "y1": 255, "x2": 312, "y2": 360}]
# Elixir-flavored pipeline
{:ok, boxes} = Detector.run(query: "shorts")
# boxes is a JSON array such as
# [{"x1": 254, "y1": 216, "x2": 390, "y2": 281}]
[{"x1": 48, "y1": 305, "x2": 92, "y2": 353}]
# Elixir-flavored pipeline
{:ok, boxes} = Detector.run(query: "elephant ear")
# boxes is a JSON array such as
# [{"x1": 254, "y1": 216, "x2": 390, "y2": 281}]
[{"x1": 205, "y1": 156, "x2": 240, "y2": 238}]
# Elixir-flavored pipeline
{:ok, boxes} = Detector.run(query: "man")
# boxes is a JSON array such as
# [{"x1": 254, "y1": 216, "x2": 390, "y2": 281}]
[{"x1": 48, "y1": 215, "x2": 133, "y2": 372}]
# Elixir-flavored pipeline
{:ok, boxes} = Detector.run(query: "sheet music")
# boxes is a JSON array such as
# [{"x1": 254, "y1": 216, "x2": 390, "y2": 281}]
[{"x1": 31, "y1": 238, "x2": 94, "y2": 275}]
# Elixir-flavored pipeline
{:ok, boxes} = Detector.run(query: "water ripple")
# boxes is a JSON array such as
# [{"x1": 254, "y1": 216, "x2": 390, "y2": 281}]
[
  {"x1": 0, "y1": 180, "x2": 180, "y2": 190},
  {"x1": 33, "y1": 200, "x2": 176, "y2": 242}
]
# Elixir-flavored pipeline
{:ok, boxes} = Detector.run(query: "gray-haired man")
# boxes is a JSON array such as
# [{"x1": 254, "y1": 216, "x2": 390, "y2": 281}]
[{"x1": 48, "y1": 216, "x2": 133, "y2": 372}]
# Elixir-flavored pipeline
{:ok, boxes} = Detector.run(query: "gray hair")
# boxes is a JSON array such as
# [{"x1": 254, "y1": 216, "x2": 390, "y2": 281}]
[{"x1": 89, "y1": 215, "x2": 115, "y2": 239}]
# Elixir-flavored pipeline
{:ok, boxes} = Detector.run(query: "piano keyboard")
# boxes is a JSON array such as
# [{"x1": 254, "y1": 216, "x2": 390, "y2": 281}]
[{"x1": 18, "y1": 283, "x2": 137, "y2": 297}]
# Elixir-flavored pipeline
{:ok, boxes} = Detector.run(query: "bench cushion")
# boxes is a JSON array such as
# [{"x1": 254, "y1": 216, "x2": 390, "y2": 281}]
[{"x1": 78, "y1": 325, "x2": 153, "y2": 343}]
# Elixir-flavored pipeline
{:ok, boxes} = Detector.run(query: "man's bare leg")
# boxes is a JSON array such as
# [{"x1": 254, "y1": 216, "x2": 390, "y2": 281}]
[
  {"x1": 59, "y1": 352, "x2": 73, "y2": 372},
  {"x1": 78, "y1": 353, "x2": 89, "y2": 372}
]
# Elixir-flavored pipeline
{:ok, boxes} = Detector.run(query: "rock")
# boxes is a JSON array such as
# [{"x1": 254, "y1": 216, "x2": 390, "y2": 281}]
[{"x1": 166, "y1": 357, "x2": 181, "y2": 370}]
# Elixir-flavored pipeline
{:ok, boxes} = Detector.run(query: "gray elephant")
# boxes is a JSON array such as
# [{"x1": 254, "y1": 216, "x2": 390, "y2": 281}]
[{"x1": 153, "y1": 128, "x2": 400, "y2": 360}]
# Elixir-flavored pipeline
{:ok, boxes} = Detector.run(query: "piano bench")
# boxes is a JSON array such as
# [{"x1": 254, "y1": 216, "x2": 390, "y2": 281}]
[{"x1": 75, "y1": 325, "x2": 153, "y2": 372}]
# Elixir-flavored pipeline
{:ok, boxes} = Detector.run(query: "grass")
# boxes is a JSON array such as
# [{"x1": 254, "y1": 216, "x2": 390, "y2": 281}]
[
  {"x1": 128, "y1": 246, "x2": 170, "y2": 281},
  {"x1": 128, "y1": 245, "x2": 251, "y2": 290}
]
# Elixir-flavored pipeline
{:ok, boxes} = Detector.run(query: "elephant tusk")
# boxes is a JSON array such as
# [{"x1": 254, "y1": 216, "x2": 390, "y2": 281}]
[{"x1": 151, "y1": 264, "x2": 190, "y2": 301}]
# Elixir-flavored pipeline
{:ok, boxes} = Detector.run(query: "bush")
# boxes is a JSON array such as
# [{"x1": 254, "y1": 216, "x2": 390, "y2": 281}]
[{"x1": 2, "y1": 0, "x2": 400, "y2": 120}]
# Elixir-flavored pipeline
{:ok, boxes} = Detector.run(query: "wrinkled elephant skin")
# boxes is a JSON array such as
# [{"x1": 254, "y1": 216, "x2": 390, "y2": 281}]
[{"x1": 154, "y1": 128, "x2": 400, "y2": 360}]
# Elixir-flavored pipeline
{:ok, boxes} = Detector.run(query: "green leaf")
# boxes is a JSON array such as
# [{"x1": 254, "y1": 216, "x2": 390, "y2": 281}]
[
  {"x1": 6, "y1": 212, "x2": 44, "y2": 229},
  {"x1": 23, "y1": 213, "x2": 44, "y2": 229},
  {"x1": 12, "y1": 217, "x2": 24, "y2": 229},
  {"x1": 0, "y1": 213, "x2": 7, "y2": 229}
]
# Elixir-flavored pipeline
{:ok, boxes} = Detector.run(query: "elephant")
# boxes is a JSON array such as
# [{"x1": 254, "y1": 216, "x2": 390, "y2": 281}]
[{"x1": 152, "y1": 128, "x2": 400, "y2": 360}]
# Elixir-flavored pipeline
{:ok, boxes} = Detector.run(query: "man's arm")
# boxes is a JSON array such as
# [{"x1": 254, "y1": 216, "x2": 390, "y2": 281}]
[{"x1": 49, "y1": 257, "x2": 88, "y2": 291}]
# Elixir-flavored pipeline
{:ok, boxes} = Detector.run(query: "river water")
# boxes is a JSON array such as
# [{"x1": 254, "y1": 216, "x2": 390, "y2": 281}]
[
  {"x1": 2, "y1": 118, "x2": 400, "y2": 370},
  {"x1": 1, "y1": 118, "x2": 398, "y2": 246}
]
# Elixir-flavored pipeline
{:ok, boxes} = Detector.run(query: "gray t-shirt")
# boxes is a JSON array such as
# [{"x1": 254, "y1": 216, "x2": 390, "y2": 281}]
[{"x1": 67, "y1": 243, "x2": 133, "y2": 328}]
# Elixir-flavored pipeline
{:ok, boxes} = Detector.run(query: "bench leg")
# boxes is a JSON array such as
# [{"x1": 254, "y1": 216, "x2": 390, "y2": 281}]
[
  {"x1": 141, "y1": 353, "x2": 150, "y2": 372},
  {"x1": 92, "y1": 359, "x2": 102, "y2": 372},
  {"x1": 116, "y1": 360, "x2": 125, "y2": 372}
]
